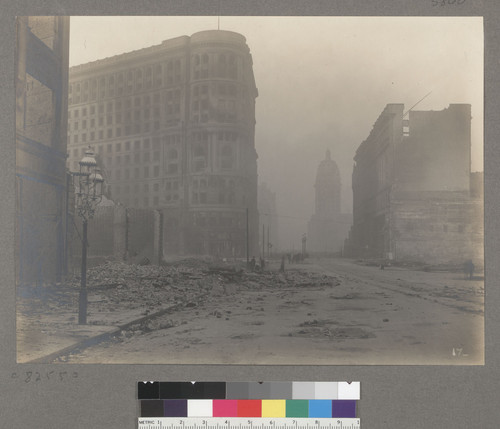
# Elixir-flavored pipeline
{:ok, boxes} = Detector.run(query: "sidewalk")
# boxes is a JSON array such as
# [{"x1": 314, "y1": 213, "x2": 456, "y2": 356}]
[
  {"x1": 16, "y1": 260, "x2": 219, "y2": 363},
  {"x1": 15, "y1": 259, "x2": 307, "y2": 363}
]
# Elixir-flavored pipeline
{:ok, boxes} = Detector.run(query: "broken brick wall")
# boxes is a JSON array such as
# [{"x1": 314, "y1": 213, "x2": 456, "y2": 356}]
[
  {"x1": 70, "y1": 205, "x2": 161, "y2": 268},
  {"x1": 390, "y1": 191, "x2": 483, "y2": 266}
]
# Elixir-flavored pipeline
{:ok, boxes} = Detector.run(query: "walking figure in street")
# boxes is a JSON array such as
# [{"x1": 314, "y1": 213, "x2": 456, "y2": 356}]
[
  {"x1": 463, "y1": 259, "x2": 475, "y2": 280},
  {"x1": 280, "y1": 255, "x2": 285, "y2": 272}
]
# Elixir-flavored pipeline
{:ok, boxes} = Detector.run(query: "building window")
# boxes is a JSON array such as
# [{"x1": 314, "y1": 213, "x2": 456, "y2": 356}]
[{"x1": 221, "y1": 145, "x2": 233, "y2": 170}]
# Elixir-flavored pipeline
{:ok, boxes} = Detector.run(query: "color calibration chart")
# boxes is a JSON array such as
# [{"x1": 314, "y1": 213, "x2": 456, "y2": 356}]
[{"x1": 138, "y1": 382, "x2": 360, "y2": 429}]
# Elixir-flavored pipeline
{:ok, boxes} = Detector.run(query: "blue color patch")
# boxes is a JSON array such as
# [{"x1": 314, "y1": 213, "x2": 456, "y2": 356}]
[{"x1": 308, "y1": 400, "x2": 332, "y2": 418}]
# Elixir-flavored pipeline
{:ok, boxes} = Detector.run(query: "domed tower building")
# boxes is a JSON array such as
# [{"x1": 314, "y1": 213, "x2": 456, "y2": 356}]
[{"x1": 307, "y1": 150, "x2": 347, "y2": 254}]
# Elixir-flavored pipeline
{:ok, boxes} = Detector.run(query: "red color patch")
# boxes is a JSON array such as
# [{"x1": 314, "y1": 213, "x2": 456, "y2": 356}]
[{"x1": 237, "y1": 400, "x2": 262, "y2": 417}]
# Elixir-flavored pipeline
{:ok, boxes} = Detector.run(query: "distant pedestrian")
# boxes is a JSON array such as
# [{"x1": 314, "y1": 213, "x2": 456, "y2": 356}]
[
  {"x1": 463, "y1": 260, "x2": 474, "y2": 280},
  {"x1": 249, "y1": 256, "x2": 256, "y2": 271}
]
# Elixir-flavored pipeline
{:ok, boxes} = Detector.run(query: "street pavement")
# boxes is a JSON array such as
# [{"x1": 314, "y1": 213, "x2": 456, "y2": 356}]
[{"x1": 16, "y1": 257, "x2": 484, "y2": 365}]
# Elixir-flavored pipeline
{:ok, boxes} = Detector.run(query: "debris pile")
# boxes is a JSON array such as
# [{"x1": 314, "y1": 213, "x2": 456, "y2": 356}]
[{"x1": 17, "y1": 259, "x2": 341, "y2": 328}]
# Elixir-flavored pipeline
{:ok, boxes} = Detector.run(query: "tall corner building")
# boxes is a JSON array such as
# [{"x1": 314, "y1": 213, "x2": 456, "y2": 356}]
[{"x1": 67, "y1": 30, "x2": 259, "y2": 257}]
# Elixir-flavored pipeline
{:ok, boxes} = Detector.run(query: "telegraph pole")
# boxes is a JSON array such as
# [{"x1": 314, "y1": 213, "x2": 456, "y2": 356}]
[
  {"x1": 267, "y1": 225, "x2": 270, "y2": 258},
  {"x1": 246, "y1": 207, "x2": 249, "y2": 266},
  {"x1": 262, "y1": 224, "x2": 265, "y2": 258}
]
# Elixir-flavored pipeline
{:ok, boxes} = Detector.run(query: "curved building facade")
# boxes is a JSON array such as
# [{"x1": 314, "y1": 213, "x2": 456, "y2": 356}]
[{"x1": 67, "y1": 30, "x2": 259, "y2": 257}]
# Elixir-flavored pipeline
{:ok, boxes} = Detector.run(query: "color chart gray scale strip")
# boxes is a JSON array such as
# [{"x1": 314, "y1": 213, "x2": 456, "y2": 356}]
[{"x1": 138, "y1": 382, "x2": 360, "y2": 400}]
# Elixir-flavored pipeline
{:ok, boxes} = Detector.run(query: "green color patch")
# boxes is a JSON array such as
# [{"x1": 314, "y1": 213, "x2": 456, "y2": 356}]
[{"x1": 286, "y1": 400, "x2": 309, "y2": 417}]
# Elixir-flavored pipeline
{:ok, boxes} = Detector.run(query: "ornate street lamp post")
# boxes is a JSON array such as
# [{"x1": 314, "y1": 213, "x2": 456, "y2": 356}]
[{"x1": 72, "y1": 147, "x2": 104, "y2": 325}]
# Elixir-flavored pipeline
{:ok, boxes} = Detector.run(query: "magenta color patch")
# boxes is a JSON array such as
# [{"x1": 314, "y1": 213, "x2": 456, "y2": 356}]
[{"x1": 213, "y1": 400, "x2": 238, "y2": 417}]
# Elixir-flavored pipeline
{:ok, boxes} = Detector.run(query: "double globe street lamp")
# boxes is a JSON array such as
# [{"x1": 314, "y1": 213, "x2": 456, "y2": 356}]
[{"x1": 72, "y1": 146, "x2": 104, "y2": 324}]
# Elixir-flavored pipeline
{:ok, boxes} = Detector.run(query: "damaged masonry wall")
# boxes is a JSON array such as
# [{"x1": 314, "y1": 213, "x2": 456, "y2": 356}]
[
  {"x1": 69, "y1": 203, "x2": 162, "y2": 270},
  {"x1": 16, "y1": 17, "x2": 71, "y2": 286},
  {"x1": 345, "y1": 104, "x2": 483, "y2": 266}
]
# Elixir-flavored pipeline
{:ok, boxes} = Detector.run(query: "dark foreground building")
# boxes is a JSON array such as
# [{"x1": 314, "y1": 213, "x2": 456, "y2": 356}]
[
  {"x1": 16, "y1": 16, "x2": 71, "y2": 284},
  {"x1": 67, "y1": 30, "x2": 259, "y2": 257},
  {"x1": 344, "y1": 104, "x2": 483, "y2": 265},
  {"x1": 307, "y1": 150, "x2": 351, "y2": 254}
]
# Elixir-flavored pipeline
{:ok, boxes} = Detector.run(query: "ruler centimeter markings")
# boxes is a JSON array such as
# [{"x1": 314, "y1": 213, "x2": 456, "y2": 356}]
[{"x1": 138, "y1": 418, "x2": 360, "y2": 429}]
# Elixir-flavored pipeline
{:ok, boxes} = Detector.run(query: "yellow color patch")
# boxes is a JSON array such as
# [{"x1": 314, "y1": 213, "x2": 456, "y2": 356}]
[{"x1": 261, "y1": 400, "x2": 286, "y2": 417}]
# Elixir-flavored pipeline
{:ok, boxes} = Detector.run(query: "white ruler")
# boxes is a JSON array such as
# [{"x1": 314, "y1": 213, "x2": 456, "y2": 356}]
[{"x1": 137, "y1": 418, "x2": 360, "y2": 429}]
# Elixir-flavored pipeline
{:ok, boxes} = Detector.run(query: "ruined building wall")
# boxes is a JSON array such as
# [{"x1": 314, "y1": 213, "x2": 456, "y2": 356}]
[
  {"x1": 395, "y1": 104, "x2": 471, "y2": 193},
  {"x1": 346, "y1": 104, "x2": 403, "y2": 257},
  {"x1": 345, "y1": 103, "x2": 483, "y2": 266},
  {"x1": 390, "y1": 191, "x2": 483, "y2": 265},
  {"x1": 16, "y1": 16, "x2": 70, "y2": 285},
  {"x1": 67, "y1": 30, "x2": 259, "y2": 258},
  {"x1": 70, "y1": 204, "x2": 162, "y2": 268}
]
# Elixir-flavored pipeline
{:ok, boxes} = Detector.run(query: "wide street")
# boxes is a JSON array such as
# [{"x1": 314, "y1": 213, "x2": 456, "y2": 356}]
[{"x1": 27, "y1": 257, "x2": 483, "y2": 365}]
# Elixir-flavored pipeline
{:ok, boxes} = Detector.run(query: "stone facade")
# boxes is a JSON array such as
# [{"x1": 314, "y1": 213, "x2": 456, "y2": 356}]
[
  {"x1": 67, "y1": 30, "x2": 259, "y2": 257},
  {"x1": 344, "y1": 104, "x2": 483, "y2": 266},
  {"x1": 16, "y1": 16, "x2": 71, "y2": 285},
  {"x1": 307, "y1": 150, "x2": 352, "y2": 254}
]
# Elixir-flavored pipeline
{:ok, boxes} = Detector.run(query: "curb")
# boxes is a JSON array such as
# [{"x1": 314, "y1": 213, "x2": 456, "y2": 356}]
[{"x1": 27, "y1": 299, "x2": 196, "y2": 364}]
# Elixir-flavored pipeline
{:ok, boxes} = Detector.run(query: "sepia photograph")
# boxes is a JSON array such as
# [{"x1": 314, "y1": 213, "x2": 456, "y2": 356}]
[{"x1": 16, "y1": 15, "x2": 484, "y2": 365}]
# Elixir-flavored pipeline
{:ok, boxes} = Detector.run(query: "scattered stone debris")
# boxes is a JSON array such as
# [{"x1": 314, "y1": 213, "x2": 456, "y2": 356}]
[{"x1": 17, "y1": 259, "x2": 342, "y2": 339}]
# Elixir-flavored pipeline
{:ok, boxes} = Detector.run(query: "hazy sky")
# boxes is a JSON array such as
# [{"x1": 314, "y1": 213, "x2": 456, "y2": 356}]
[{"x1": 70, "y1": 16, "x2": 483, "y2": 250}]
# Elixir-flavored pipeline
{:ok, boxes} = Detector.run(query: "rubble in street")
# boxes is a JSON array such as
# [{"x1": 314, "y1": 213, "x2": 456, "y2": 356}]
[
  {"x1": 16, "y1": 259, "x2": 342, "y2": 330},
  {"x1": 16, "y1": 257, "x2": 484, "y2": 365}
]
